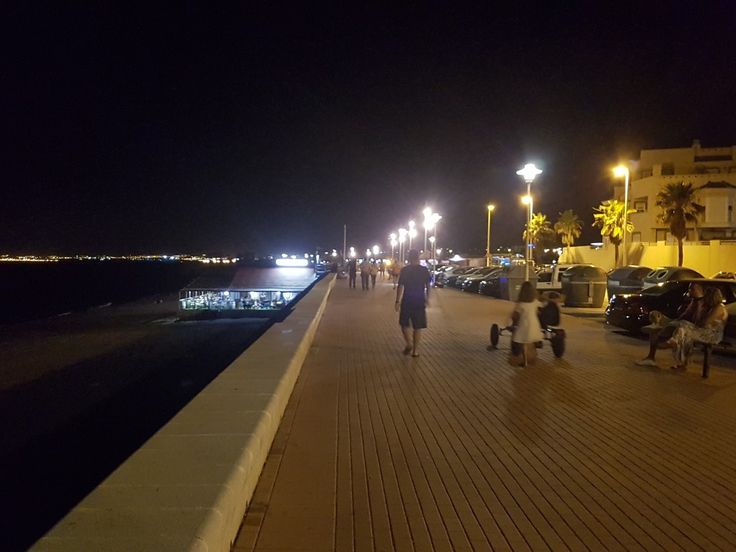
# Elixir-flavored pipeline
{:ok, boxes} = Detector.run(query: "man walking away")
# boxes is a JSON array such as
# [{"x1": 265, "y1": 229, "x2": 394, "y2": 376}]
[
  {"x1": 347, "y1": 258, "x2": 357, "y2": 289},
  {"x1": 395, "y1": 249, "x2": 431, "y2": 357}
]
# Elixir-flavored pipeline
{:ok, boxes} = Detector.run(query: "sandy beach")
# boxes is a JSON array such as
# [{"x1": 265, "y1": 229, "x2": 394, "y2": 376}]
[{"x1": 0, "y1": 293, "x2": 269, "y2": 551}]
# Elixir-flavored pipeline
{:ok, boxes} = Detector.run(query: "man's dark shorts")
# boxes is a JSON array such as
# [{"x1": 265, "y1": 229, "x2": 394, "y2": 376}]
[{"x1": 399, "y1": 305, "x2": 427, "y2": 329}]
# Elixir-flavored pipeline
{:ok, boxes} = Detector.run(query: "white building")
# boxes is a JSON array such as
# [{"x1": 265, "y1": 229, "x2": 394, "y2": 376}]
[{"x1": 616, "y1": 141, "x2": 736, "y2": 243}]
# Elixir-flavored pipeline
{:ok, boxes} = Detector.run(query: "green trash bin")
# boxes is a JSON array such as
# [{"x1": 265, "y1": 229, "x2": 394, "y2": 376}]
[{"x1": 561, "y1": 265, "x2": 607, "y2": 307}]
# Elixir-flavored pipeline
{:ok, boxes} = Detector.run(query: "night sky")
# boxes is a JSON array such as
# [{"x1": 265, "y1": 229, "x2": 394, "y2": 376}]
[{"x1": 3, "y1": 3, "x2": 735, "y2": 256}]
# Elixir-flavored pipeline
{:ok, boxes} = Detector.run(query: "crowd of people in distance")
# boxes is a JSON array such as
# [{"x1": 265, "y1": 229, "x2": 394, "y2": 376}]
[{"x1": 345, "y1": 257, "x2": 389, "y2": 289}]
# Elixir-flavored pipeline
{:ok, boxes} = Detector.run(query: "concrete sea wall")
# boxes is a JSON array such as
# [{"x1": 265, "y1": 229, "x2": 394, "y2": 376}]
[{"x1": 32, "y1": 275, "x2": 336, "y2": 551}]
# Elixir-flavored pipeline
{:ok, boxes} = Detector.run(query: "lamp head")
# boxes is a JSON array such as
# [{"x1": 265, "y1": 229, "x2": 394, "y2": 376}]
[
  {"x1": 613, "y1": 165, "x2": 629, "y2": 178},
  {"x1": 487, "y1": 204, "x2": 495, "y2": 212},
  {"x1": 516, "y1": 163, "x2": 543, "y2": 183}
]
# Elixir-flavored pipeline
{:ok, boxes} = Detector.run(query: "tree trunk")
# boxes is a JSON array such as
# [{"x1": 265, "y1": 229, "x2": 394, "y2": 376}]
[{"x1": 677, "y1": 238, "x2": 683, "y2": 267}]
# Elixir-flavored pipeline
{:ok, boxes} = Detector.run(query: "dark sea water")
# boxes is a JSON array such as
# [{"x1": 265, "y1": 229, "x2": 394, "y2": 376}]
[{"x1": 0, "y1": 260, "x2": 207, "y2": 323}]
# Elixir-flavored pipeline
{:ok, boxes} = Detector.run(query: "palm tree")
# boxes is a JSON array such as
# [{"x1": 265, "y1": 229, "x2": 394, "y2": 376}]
[
  {"x1": 523, "y1": 213, "x2": 555, "y2": 264},
  {"x1": 592, "y1": 200, "x2": 634, "y2": 267},
  {"x1": 656, "y1": 182, "x2": 704, "y2": 267},
  {"x1": 554, "y1": 209, "x2": 582, "y2": 260}
]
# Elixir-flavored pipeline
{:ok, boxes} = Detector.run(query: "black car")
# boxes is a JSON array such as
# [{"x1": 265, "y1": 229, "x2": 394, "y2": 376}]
[
  {"x1": 446, "y1": 267, "x2": 480, "y2": 288},
  {"x1": 605, "y1": 278, "x2": 736, "y2": 333},
  {"x1": 479, "y1": 268, "x2": 506, "y2": 297},
  {"x1": 606, "y1": 265, "x2": 651, "y2": 298},
  {"x1": 460, "y1": 267, "x2": 498, "y2": 292}
]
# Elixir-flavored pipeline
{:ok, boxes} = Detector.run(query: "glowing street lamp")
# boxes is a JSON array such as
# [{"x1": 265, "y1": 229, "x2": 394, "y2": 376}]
[
  {"x1": 398, "y1": 228, "x2": 407, "y2": 264},
  {"x1": 486, "y1": 204, "x2": 495, "y2": 267},
  {"x1": 431, "y1": 213, "x2": 442, "y2": 267},
  {"x1": 408, "y1": 220, "x2": 416, "y2": 250},
  {"x1": 516, "y1": 163, "x2": 542, "y2": 280},
  {"x1": 613, "y1": 165, "x2": 630, "y2": 267},
  {"x1": 372, "y1": 244, "x2": 380, "y2": 256},
  {"x1": 422, "y1": 207, "x2": 433, "y2": 253}
]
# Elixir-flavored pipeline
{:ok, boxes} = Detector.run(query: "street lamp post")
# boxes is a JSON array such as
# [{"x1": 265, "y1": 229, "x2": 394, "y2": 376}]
[
  {"x1": 429, "y1": 235, "x2": 436, "y2": 266},
  {"x1": 408, "y1": 220, "x2": 416, "y2": 251},
  {"x1": 516, "y1": 163, "x2": 543, "y2": 280},
  {"x1": 486, "y1": 204, "x2": 495, "y2": 267},
  {"x1": 422, "y1": 207, "x2": 432, "y2": 255},
  {"x1": 613, "y1": 165, "x2": 630, "y2": 267},
  {"x1": 398, "y1": 228, "x2": 407, "y2": 264},
  {"x1": 431, "y1": 213, "x2": 442, "y2": 268}
]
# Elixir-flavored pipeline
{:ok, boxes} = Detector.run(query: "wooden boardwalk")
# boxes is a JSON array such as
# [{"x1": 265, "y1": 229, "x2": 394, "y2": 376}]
[{"x1": 234, "y1": 279, "x2": 736, "y2": 551}]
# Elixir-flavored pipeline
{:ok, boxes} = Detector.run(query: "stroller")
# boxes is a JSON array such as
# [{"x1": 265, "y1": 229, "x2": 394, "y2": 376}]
[{"x1": 487, "y1": 294, "x2": 566, "y2": 358}]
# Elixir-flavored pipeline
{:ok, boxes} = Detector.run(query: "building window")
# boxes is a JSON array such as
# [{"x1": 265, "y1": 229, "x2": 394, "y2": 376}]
[
  {"x1": 633, "y1": 198, "x2": 648, "y2": 212},
  {"x1": 655, "y1": 229, "x2": 669, "y2": 242},
  {"x1": 631, "y1": 232, "x2": 642, "y2": 242},
  {"x1": 661, "y1": 163, "x2": 674, "y2": 175},
  {"x1": 640, "y1": 169, "x2": 653, "y2": 178},
  {"x1": 695, "y1": 154, "x2": 732, "y2": 162}
]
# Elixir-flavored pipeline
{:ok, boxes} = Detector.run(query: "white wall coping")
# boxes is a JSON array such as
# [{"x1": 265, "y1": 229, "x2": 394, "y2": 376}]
[{"x1": 32, "y1": 275, "x2": 336, "y2": 552}]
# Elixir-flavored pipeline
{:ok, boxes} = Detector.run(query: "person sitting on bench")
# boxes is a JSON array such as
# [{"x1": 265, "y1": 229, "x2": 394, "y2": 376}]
[
  {"x1": 635, "y1": 282, "x2": 705, "y2": 367},
  {"x1": 668, "y1": 287, "x2": 727, "y2": 371}
]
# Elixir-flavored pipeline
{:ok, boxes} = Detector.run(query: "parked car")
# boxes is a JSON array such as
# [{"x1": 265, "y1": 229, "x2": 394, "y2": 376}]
[
  {"x1": 606, "y1": 265, "x2": 651, "y2": 298},
  {"x1": 605, "y1": 278, "x2": 736, "y2": 333},
  {"x1": 479, "y1": 270, "x2": 503, "y2": 297},
  {"x1": 448, "y1": 267, "x2": 482, "y2": 288},
  {"x1": 641, "y1": 266, "x2": 703, "y2": 289},
  {"x1": 712, "y1": 271, "x2": 736, "y2": 280},
  {"x1": 461, "y1": 267, "x2": 500, "y2": 292},
  {"x1": 435, "y1": 266, "x2": 465, "y2": 287}
]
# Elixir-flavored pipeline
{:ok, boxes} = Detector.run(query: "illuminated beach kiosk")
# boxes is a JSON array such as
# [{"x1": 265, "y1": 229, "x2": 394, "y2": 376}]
[{"x1": 179, "y1": 261, "x2": 316, "y2": 317}]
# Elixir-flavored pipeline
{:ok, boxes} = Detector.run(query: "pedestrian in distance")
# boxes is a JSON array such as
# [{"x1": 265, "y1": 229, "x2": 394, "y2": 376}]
[
  {"x1": 395, "y1": 249, "x2": 431, "y2": 357},
  {"x1": 359, "y1": 258, "x2": 371, "y2": 290},
  {"x1": 347, "y1": 258, "x2": 357, "y2": 289},
  {"x1": 391, "y1": 258, "x2": 400, "y2": 289},
  {"x1": 370, "y1": 259, "x2": 378, "y2": 288},
  {"x1": 635, "y1": 281, "x2": 705, "y2": 367},
  {"x1": 509, "y1": 281, "x2": 543, "y2": 367}
]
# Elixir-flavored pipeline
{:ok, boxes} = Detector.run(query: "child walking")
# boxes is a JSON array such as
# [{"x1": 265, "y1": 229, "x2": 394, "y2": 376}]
[{"x1": 510, "y1": 281, "x2": 544, "y2": 366}]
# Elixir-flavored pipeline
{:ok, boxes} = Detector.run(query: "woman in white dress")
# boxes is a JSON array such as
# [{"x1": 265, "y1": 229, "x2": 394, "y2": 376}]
[{"x1": 510, "y1": 281, "x2": 544, "y2": 366}]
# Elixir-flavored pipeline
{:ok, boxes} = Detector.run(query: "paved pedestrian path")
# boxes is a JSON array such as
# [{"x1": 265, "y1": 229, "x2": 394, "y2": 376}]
[{"x1": 234, "y1": 279, "x2": 736, "y2": 551}]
